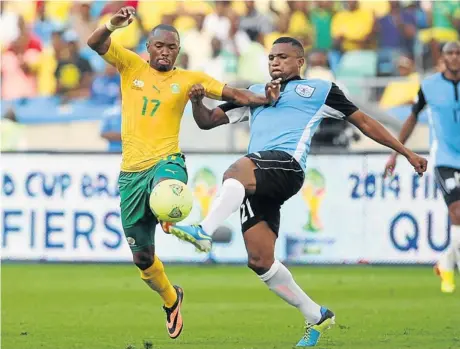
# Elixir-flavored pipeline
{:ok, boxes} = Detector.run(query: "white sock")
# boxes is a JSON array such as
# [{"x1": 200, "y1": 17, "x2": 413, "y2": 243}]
[
  {"x1": 439, "y1": 246, "x2": 456, "y2": 271},
  {"x1": 201, "y1": 178, "x2": 245, "y2": 235},
  {"x1": 439, "y1": 224, "x2": 460, "y2": 271},
  {"x1": 259, "y1": 260, "x2": 322, "y2": 324}
]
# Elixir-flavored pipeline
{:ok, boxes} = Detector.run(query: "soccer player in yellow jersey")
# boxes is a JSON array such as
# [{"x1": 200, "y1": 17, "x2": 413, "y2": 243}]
[{"x1": 87, "y1": 6, "x2": 277, "y2": 339}]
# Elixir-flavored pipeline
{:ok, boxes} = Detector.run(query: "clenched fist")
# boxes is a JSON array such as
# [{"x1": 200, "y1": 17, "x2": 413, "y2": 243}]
[
  {"x1": 108, "y1": 6, "x2": 135, "y2": 30},
  {"x1": 265, "y1": 78, "x2": 281, "y2": 104},
  {"x1": 189, "y1": 84, "x2": 205, "y2": 103},
  {"x1": 407, "y1": 152, "x2": 428, "y2": 177}
]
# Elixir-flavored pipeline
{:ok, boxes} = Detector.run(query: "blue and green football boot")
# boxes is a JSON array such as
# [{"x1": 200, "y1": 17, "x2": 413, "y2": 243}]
[{"x1": 296, "y1": 307, "x2": 335, "y2": 347}]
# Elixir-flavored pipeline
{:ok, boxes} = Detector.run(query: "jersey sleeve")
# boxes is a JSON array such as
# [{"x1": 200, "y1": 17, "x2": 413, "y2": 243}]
[
  {"x1": 323, "y1": 83, "x2": 359, "y2": 119},
  {"x1": 215, "y1": 85, "x2": 253, "y2": 124},
  {"x1": 218, "y1": 102, "x2": 250, "y2": 124},
  {"x1": 411, "y1": 88, "x2": 427, "y2": 117},
  {"x1": 192, "y1": 71, "x2": 226, "y2": 100},
  {"x1": 101, "y1": 40, "x2": 143, "y2": 73}
]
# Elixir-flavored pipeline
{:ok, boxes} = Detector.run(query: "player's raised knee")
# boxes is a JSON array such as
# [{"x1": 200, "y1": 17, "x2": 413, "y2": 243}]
[
  {"x1": 247, "y1": 255, "x2": 273, "y2": 275},
  {"x1": 133, "y1": 250, "x2": 155, "y2": 270}
]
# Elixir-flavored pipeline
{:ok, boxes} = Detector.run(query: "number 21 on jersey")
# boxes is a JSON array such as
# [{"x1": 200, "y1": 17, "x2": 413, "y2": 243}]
[{"x1": 241, "y1": 198, "x2": 255, "y2": 224}]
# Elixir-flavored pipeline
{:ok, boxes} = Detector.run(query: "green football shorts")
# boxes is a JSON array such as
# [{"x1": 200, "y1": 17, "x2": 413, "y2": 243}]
[{"x1": 118, "y1": 153, "x2": 188, "y2": 252}]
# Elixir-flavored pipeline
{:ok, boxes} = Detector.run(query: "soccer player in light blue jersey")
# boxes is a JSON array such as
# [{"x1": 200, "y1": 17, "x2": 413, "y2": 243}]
[
  {"x1": 169, "y1": 37, "x2": 427, "y2": 347},
  {"x1": 385, "y1": 41, "x2": 460, "y2": 294}
]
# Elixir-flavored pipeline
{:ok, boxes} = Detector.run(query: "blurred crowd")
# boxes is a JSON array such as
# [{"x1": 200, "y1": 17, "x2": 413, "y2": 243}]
[
  {"x1": 1, "y1": 0, "x2": 458, "y2": 151},
  {"x1": 2, "y1": 0, "x2": 459, "y2": 101}
]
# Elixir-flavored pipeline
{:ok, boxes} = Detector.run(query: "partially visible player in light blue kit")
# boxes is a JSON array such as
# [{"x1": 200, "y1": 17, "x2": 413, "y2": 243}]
[
  {"x1": 169, "y1": 37, "x2": 427, "y2": 347},
  {"x1": 385, "y1": 41, "x2": 460, "y2": 294}
]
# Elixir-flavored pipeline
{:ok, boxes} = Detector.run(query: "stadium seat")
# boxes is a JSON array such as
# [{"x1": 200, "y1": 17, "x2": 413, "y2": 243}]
[
  {"x1": 336, "y1": 51, "x2": 377, "y2": 77},
  {"x1": 327, "y1": 51, "x2": 342, "y2": 74},
  {"x1": 80, "y1": 47, "x2": 107, "y2": 73},
  {"x1": 335, "y1": 51, "x2": 377, "y2": 99},
  {"x1": 377, "y1": 48, "x2": 401, "y2": 76},
  {"x1": 2, "y1": 97, "x2": 112, "y2": 124}
]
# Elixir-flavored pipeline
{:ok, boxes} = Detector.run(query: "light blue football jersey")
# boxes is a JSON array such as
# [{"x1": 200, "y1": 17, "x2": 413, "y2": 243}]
[
  {"x1": 415, "y1": 73, "x2": 460, "y2": 168},
  {"x1": 225, "y1": 78, "x2": 358, "y2": 171}
]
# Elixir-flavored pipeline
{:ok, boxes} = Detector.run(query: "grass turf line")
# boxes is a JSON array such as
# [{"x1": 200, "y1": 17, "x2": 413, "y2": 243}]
[{"x1": 2, "y1": 265, "x2": 459, "y2": 349}]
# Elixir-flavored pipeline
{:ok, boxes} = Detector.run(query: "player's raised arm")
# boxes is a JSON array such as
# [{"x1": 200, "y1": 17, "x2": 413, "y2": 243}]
[
  {"x1": 188, "y1": 84, "x2": 231, "y2": 130},
  {"x1": 221, "y1": 80, "x2": 280, "y2": 107},
  {"x1": 189, "y1": 78, "x2": 280, "y2": 129},
  {"x1": 87, "y1": 6, "x2": 135, "y2": 55},
  {"x1": 194, "y1": 69, "x2": 280, "y2": 108},
  {"x1": 189, "y1": 83, "x2": 258, "y2": 130},
  {"x1": 384, "y1": 88, "x2": 426, "y2": 177},
  {"x1": 347, "y1": 110, "x2": 427, "y2": 176}
]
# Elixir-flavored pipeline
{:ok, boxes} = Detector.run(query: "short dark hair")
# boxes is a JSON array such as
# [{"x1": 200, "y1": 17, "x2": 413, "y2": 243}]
[
  {"x1": 151, "y1": 24, "x2": 180, "y2": 37},
  {"x1": 273, "y1": 36, "x2": 304, "y2": 56},
  {"x1": 442, "y1": 41, "x2": 460, "y2": 53}
]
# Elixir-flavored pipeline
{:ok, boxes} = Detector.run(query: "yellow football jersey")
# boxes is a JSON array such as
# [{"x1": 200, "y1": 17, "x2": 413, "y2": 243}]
[{"x1": 102, "y1": 41, "x2": 225, "y2": 172}]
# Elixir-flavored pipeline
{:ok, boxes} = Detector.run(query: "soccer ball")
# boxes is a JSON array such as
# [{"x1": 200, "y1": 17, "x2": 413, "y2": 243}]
[{"x1": 149, "y1": 179, "x2": 193, "y2": 223}]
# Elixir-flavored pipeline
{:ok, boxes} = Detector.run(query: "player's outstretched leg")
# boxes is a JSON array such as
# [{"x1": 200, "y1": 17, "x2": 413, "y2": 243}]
[
  {"x1": 244, "y1": 222, "x2": 335, "y2": 347},
  {"x1": 169, "y1": 157, "x2": 252, "y2": 251},
  {"x1": 436, "y1": 201, "x2": 460, "y2": 293},
  {"x1": 132, "y1": 244, "x2": 184, "y2": 339}
]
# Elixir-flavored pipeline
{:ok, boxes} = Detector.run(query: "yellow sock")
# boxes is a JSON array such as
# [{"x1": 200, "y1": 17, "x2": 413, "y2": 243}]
[
  {"x1": 440, "y1": 270, "x2": 455, "y2": 285},
  {"x1": 140, "y1": 256, "x2": 177, "y2": 307}
]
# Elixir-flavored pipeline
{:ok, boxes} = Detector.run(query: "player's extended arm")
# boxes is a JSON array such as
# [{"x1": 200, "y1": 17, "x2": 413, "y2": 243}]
[
  {"x1": 189, "y1": 84, "x2": 229, "y2": 130},
  {"x1": 221, "y1": 79, "x2": 280, "y2": 107},
  {"x1": 348, "y1": 110, "x2": 427, "y2": 176},
  {"x1": 87, "y1": 6, "x2": 135, "y2": 55},
  {"x1": 189, "y1": 81, "x2": 280, "y2": 129}
]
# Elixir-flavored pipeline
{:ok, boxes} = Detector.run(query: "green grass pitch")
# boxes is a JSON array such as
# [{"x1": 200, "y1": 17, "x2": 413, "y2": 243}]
[{"x1": 2, "y1": 264, "x2": 459, "y2": 349}]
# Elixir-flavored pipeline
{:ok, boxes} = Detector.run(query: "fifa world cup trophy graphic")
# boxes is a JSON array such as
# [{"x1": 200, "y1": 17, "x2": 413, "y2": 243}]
[
  {"x1": 191, "y1": 168, "x2": 218, "y2": 219},
  {"x1": 302, "y1": 169, "x2": 326, "y2": 232}
]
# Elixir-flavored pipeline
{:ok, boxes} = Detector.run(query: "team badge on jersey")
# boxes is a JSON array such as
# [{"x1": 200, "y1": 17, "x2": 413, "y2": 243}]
[
  {"x1": 170, "y1": 83, "x2": 180, "y2": 94},
  {"x1": 295, "y1": 84, "x2": 315, "y2": 98},
  {"x1": 132, "y1": 79, "x2": 144, "y2": 90}
]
